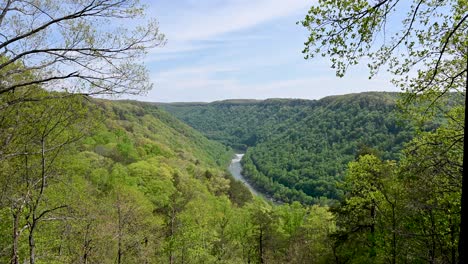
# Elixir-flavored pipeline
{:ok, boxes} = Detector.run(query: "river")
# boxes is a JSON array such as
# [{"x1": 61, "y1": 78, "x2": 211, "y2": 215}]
[{"x1": 228, "y1": 154, "x2": 262, "y2": 196}]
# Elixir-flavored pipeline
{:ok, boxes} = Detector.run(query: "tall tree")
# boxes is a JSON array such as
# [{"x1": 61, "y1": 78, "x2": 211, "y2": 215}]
[
  {"x1": 333, "y1": 154, "x2": 401, "y2": 263},
  {"x1": 299, "y1": 1, "x2": 467, "y2": 261},
  {"x1": 0, "y1": 90, "x2": 90, "y2": 264},
  {"x1": 399, "y1": 108, "x2": 463, "y2": 263},
  {"x1": 0, "y1": 0, "x2": 165, "y2": 99}
]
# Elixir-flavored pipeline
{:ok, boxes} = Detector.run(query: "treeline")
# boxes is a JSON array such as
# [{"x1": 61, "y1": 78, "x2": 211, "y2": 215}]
[
  {"x1": 161, "y1": 93, "x2": 415, "y2": 204},
  {"x1": 158, "y1": 99, "x2": 315, "y2": 151}
]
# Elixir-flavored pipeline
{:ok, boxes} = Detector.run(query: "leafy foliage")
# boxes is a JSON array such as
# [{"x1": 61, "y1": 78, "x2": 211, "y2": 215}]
[
  {"x1": 0, "y1": 93, "x2": 337, "y2": 263},
  {"x1": 333, "y1": 107, "x2": 462, "y2": 263}
]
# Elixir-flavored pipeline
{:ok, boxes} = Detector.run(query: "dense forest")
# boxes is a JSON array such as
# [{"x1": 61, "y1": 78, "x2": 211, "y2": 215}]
[
  {"x1": 0, "y1": 0, "x2": 465, "y2": 263},
  {"x1": 159, "y1": 99, "x2": 311, "y2": 151},
  {"x1": 161, "y1": 92, "x2": 463, "y2": 263},
  {"x1": 0, "y1": 90, "x2": 338, "y2": 263},
  {"x1": 2, "y1": 89, "x2": 462, "y2": 263},
  {"x1": 160, "y1": 92, "x2": 416, "y2": 204}
]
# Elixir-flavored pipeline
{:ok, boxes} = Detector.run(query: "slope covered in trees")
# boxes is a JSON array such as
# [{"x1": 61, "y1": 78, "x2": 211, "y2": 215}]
[
  {"x1": 1, "y1": 89, "x2": 462, "y2": 263},
  {"x1": 0, "y1": 0, "x2": 463, "y2": 262},
  {"x1": 160, "y1": 92, "x2": 415, "y2": 204},
  {"x1": 1, "y1": 92, "x2": 341, "y2": 263},
  {"x1": 158, "y1": 98, "x2": 310, "y2": 151},
  {"x1": 157, "y1": 92, "x2": 464, "y2": 263},
  {"x1": 0, "y1": 92, "x2": 244, "y2": 262}
]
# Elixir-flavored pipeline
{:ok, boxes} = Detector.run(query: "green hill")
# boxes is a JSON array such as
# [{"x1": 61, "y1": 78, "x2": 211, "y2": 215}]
[
  {"x1": 159, "y1": 92, "x2": 414, "y2": 204},
  {"x1": 159, "y1": 98, "x2": 318, "y2": 151},
  {"x1": 1, "y1": 91, "x2": 460, "y2": 264}
]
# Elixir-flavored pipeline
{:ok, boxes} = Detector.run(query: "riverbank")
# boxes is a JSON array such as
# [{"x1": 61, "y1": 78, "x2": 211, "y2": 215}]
[{"x1": 228, "y1": 154, "x2": 278, "y2": 204}]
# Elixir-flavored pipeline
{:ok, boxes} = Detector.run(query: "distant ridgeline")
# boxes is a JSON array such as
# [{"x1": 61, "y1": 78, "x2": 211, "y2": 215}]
[{"x1": 158, "y1": 92, "x2": 416, "y2": 205}]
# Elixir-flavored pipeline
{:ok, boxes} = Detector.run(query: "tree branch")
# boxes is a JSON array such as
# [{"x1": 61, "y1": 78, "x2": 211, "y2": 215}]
[{"x1": 423, "y1": 13, "x2": 468, "y2": 91}]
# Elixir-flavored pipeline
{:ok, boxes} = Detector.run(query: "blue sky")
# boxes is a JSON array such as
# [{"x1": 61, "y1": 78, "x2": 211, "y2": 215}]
[{"x1": 131, "y1": 0, "x2": 398, "y2": 103}]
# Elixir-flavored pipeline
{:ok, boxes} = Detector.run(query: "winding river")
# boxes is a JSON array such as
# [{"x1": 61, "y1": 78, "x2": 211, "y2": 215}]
[{"x1": 228, "y1": 154, "x2": 262, "y2": 196}]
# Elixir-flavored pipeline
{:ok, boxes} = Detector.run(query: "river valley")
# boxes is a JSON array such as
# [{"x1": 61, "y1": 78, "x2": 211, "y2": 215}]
[{"x1": 228, "y1": 154, "x2": 262, "y2": 197}]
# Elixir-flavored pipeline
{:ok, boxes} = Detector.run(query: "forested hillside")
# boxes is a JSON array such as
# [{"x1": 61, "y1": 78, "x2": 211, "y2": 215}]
[
  {"x1": 159, "y1": 98, "x2": 313, "y2": 151},
  {"x1": 1, "y1": 90, "x2": 462, "y2": 263},
  {"x1": 1, "y1": 92, "x2": 340, "y2": 263},
  {"x1": 160, "y1": 92, "x2": 415, "y2": 204},
  {"x1": 1, "y1": 0, "x2": 464, "y2": 263},
  {"x1": 156, "y1": 92, "x2": 464, "y2": 263}
]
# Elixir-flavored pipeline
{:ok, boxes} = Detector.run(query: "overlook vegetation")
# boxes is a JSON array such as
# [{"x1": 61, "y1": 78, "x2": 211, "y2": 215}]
[
  {"x1": 159, "y1": 92, "x2": 464, "y2": 263},
  {"x1": 0, "y1": 90, "x2": 339, "y2": 263},
  {"x1": 160, "y1": 92, "x2": 416, "y2": 204},
  {"x1": 0, "y1": 88, "x2": 463, "y2": 263},
  {"x1": 0, "y1": 0, "x2": 465, "y2": 263}
]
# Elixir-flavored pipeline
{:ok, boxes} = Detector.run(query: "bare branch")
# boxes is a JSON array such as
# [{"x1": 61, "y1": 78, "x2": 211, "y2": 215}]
[
  {"x1": 0, "y1": 0, "x2": 13, "y2": 26},
  {"x1": 423, "y1": 13, "x2": 468, "y2": 90},
  {"x1": 36, "y1": 205, "x2": 68, "y2": 222}
]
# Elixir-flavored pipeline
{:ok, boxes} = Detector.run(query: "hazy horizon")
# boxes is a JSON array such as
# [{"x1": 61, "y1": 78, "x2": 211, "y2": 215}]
[{"x1": 116, "y1": 90, "x2": 401, "y2": 104}]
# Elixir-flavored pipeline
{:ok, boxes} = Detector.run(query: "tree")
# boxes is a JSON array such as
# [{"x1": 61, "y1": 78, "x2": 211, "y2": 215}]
[
  {"x1": 398, "y1": 107, "x2": 463, "y2": 263},
  {"x1": 0, "y1": 90, "x2": 90, "y2": 264},
  {"x1": 333, "y1": 154, "x2": 403, "y2": 263},
  {"x1": 299, "y1": 1, "x2": 467, "y2": 261},
  {"x1": 0, "y1": 0, "x2": 166, "y2": 99},
  {"x1": 112, "y1": 185, "x2": 154, "y2": 264},
  {"x1": 275, "y1": 202, "x2": 335, "y2": 263}
]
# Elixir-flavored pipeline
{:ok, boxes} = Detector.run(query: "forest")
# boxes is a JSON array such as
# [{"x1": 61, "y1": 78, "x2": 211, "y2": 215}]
[
  {"x1": 161, "y1": 92, "x2": 419, "y2": 204},
  {"x1": 0, "y1": 0, "x2": 466, "y2": 264},
  {"x1": 1, "y1": 89, "x2": 338, "y2": 263},
  {"x1": 1, "y1": 88, "x2": 463, "y2": 263}
]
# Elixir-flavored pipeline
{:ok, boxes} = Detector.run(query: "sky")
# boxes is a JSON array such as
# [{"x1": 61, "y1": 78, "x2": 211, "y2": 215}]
[{"x1": 130, "y1": 0, "x2": 399, "y2": 103}]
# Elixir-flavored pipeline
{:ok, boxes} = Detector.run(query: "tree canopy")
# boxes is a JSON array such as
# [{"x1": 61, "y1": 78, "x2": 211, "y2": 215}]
[
  {"x1": 299, "y1": 0, "x2": 467, "y2": 262},
  {"x1": 0, "y1": 0, "x2": 166, "y2": 98},
  {"x1": 160, "y1": 93, "x2": 417, "y2": 204},
  {"x1": 299, "y1": 0, "x2": 467, "y2": 95}
]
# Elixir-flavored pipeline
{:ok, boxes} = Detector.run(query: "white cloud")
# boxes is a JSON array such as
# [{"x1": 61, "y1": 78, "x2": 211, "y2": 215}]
[
  {"x1": 146, "y1": 0, "x2": 312, "y2": 59},
  {"x1": 131, "y1": 63, "x2": 398, "y2": 103},
  {"x1": 132, "y1": 0, "x2": 398, "y2": 103},
  {"x1": 163, "y1": 0, "x2": 311, "y2": 42},
  {"x1": 151, "y1": 0, "x2": 311, "y2": 40}
]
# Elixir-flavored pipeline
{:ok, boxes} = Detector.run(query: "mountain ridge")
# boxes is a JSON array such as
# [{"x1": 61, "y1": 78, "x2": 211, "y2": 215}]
[{"x1": 156, "y1": 91, "x2": 414, "y2": 204}]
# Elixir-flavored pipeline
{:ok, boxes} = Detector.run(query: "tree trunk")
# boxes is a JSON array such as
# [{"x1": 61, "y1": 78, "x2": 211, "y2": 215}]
[
  {"x1": 370, "y1": 204, "x2": 376, "y2": 260},
  {"x1": 82, "y1": 222, "x2": 92, "y2": 264},
  {"x1": 392, "y1": 204, "x2": 396, "y2": 264},
  {"x1": 11, "y1": 209, "x2": 20, "y2": 264},
  {"x1": 29, "y1": 223, "x2": 36, "y2": 264},
  {"x1": 169, "y1": 206, "x2": 176, "y2": 264},
  {"x1": 117, "y1": 204, "x2": 122, "y2": 264},
  {"x1": 458, "y1": 46, "x2": 467, "y2": 264},
  {"x1": 259, "y1": 228, "x2": 264, "y2": 264},
  {"x1": 450, "y1": 219, "x2": 456, "y2": 264},
  {"x1": 430, "y1": 211, "x2": 436, "y2": 264}
]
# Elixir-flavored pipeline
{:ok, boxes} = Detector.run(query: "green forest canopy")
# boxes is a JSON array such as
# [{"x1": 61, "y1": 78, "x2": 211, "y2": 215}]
[
  {"x1": 0, "y1": 0, "x2": 464, "y2": 262},
  {"x1": 160, "y1": 92, "x2": 417, "y2": 204},
  {"x1": 0, "y1": 86, "x2": 462, "y2": 264}
]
